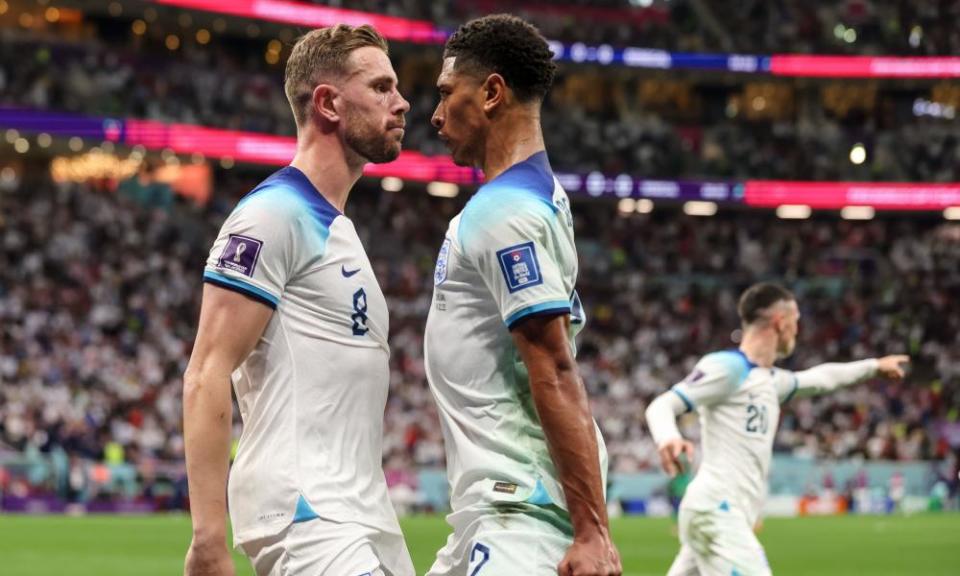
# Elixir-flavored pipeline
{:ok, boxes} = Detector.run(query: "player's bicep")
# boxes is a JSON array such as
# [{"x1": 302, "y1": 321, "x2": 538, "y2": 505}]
[
  {"x1": 511, "y1": 315, "x2": 586, "y2": 434},
  {"x1": 511, "y1": 314, "x2": 575, "y2": 375},
  {"x1": 188, "y1": 283, "x2": 274, "y2": 379}
]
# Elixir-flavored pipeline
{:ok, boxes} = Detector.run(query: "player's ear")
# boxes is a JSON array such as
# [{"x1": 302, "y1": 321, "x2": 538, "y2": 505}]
[
  {"x1": 771, "y1": 311, "x2": 786, "y2": 334},
  {"x1": 481, "y1": 73, "x2": 507, "y2": 114},
  {"x1": 312, "y1": 83, "x2": 341, "y2": 125}
]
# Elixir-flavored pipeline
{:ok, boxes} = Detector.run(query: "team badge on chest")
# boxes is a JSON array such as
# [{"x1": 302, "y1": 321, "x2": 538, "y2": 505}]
[{"x1": 434, "y1": 238, "x2": 451, "y2": 286}]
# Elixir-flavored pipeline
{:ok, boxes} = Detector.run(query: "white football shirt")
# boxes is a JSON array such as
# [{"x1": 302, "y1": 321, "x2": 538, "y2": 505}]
[
  {"x1": 671, "y1": 350, "x2": 798, "y2": 524},
  {"x1": 424, "y1": 152, "x2": 607, "y2": 519},
  {"x1": 204, "y1": 166, "x2": 404, "y2": 546}
]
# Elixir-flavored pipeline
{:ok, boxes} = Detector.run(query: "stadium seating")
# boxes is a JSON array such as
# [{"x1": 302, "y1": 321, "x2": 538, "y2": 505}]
[
  {"x1": 0, "y1": 0, "x2": 957, "y2": 514},
  {"x1": 1, "y1": 172, "x2": 957, "y2": 508},
  {"x1": 2, "y1": 30, "x2": 958, "y2": 182}
]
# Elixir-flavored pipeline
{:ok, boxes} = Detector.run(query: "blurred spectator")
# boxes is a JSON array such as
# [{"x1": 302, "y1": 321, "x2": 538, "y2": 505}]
[
  {"x1": 117, "y1": 158, "x2": 174, "y2": 211},
  {"x1": 1, "y1": 0, "x2": 958, "y2": 504},
  {"x1": 1, "y1": 168, "x2": 958, "y2": 479},
  {"x1": 2, "y1": 17, "x2": 958, "y2": 183},
  {"x1": 309, "y1": 0, "x2": 960, "y2": 56}
]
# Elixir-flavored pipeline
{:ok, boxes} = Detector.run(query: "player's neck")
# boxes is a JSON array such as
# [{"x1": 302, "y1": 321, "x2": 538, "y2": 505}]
[
  {"x1": 481, "y1": 110, "x2": 546, "y2": 181},
  {"x1": 290, "y1": 130, "x2": 362, "y2": 212},
  {"x1": 739, "y1": 330, "x2": 777, "y2": 368}
]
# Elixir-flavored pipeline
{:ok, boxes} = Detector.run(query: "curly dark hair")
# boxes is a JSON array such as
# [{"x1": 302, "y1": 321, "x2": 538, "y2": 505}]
[{"x1": 443, "y1": 14, "x2": 557, "y2": 103}]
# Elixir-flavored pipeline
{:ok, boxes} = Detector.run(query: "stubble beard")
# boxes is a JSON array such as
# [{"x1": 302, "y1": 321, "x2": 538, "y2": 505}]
[{"x1": 344, "y1": 108, "x2": 401, "y2": 165}]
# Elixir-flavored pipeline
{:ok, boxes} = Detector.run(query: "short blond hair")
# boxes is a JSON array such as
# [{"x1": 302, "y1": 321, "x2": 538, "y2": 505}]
[{"x1": 284, "y1": 24, "x2": 389, "y2": 127}]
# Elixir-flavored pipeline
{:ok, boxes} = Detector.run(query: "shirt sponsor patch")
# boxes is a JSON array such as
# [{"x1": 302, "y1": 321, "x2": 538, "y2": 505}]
[
  {"x1": 492, "y1": 482, "x2": 518, "y2": 494},
  {"x1": 434, "y1": 238, "x2": 451, "y2": 285},
  {"x1": 496, "y1": 241, "x2": 543, "y2": 293},
  {"x1": 218, "y1": 234, "x2": 263, "y2": 277}
]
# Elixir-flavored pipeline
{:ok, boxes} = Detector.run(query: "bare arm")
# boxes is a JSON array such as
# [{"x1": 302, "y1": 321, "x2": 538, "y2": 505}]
[
  {"x1": 183, "y1": 284, "x2": 273, "y2": 575},
  {"x1": 511, "y1": 314, "x2": 620, "y2": 576}
]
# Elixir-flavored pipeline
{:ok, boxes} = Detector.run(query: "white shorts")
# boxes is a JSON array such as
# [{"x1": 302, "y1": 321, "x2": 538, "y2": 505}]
[
  {"x1": 239, "y1": 517, "x2": 415, "y2": 576},
  {"x1": 426, "y1": 507, "x2": 573, "y2": 576},
  {"x1": 667, "y1": 505, "x2": 771, "y2": 576}
]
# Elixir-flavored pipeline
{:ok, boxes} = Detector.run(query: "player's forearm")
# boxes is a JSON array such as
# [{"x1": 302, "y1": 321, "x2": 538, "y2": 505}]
[
  {"x1": 794, "y1": 359, "x2": 878, "y2": 397},
  {"x1": 183, "y1": 366, "x2": 234, "y2": 542},
  {"x1": 529, "y1": 363, "x2": 610, "y2": 540},
  {"x1": 645, "y1": 391, "x2": 686, "y2": 446}
]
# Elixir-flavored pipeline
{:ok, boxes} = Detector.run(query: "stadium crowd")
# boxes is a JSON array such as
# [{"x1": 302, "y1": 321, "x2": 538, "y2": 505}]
[
  {"x1": 2, "y1": 23, "x2": 959, "y2": 183},
  {"x1": 1, "y1": 169, "x2": 958, "y2": 491},
  {"x1": 306, "y1": 0, "x2": 960, "y2": 56},
  {"x1": 1, "y1": 0, "x2": 958, "y2": 508}
]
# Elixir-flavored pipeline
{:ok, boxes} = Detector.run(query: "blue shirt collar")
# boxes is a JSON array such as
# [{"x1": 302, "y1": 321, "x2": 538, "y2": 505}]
[{"x1": 733, "y1": 348, "x2": 759, "y2": 369}]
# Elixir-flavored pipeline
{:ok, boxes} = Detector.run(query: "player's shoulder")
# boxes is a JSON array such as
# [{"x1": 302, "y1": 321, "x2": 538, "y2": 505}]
[
  {"x1": 460, "y1": 152, "x2": 560, "y2": 249},
  {"x1": 697, "y1": 349, "x2": 757, "y2": 389},
  {"x1": 234, "y1": 166, "x2": 340, "y2": 233}
]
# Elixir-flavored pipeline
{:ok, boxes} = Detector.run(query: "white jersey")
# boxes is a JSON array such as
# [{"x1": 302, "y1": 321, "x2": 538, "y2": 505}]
[
  {"x1": 204, "y1": 166, "x2": 403, "y2": 546},
  {"x1": 424, "y1": 151, "x2": 607, "y2": 518},
  {"x1": 671, "y1": 350, "x2": 798, "y2": 524}
]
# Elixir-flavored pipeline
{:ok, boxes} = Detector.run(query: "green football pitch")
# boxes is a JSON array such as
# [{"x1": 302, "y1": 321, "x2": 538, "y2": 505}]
[{"x1": 0, "y1": 513, "x2": 956, "y2": 575}]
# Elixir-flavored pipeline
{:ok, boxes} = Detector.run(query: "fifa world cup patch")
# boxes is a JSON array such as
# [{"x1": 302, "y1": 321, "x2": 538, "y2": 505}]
[
  {"x1": 682, "y1": 369, "x2": 707, "y2": 386},
  {"x1": 218, "y1": 234, "x2": 263, "y2": 277},
  {"x1": 496, "y1": 241, "x2": 543, "y2": 293}
]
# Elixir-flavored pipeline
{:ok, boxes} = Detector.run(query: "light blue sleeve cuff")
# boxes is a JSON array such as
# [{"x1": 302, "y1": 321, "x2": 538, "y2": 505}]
[
  {"x1": 203, "y1": 270, "x2": 279, "y2": 309},
  {"x1": 671, "y1": 387, "x2": 695, "y2": 412},
  {"x1": 505, "y1": 300, "x2": 572, "y2": 329},
  {"x1": 782, "y1": 374, "x2": 800, "y2": 404}
]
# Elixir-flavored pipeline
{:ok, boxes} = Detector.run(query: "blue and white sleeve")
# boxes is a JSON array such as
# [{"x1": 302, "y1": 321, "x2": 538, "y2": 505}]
[
  {"x1": 203, "y1": 195, "x2": 297, "y2": 309},
  {"x1": 671, "y1": 352, "x2": 747, "y2": 410},
  {"x1": 775, "y1": 369, "x2": 800, "y2": 404},
  {"x1": 789, "y1": 359, "x2": 879, "y2": 399},
  {"x1": 461, "y1": 197, "x2": 570, "y2": 329}
]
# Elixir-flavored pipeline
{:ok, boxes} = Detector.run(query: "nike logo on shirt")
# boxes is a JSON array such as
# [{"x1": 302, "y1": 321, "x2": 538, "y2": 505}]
[{"x1": 341, "y1": 265, "x2": 361, "y2": 278}]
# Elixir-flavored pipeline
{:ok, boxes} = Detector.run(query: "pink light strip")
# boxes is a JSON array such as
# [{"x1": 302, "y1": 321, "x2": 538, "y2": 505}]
[
  {"x1": 770, "y1": 55, "x2": 960, "y2": 78},
  {"x1": 124, "y1": 119, "x2": 481, "y2": 183},
  {"x1": 744, "y1": 181, "x2": 960, "y2": 210},
  {"x1": 151, "y1": 1, "x2": 960, "y2": 77},
  {"x1": 152, "y1": 0, "x2": 447, "y2": 43}
]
